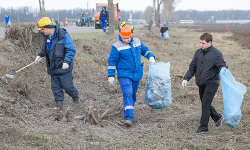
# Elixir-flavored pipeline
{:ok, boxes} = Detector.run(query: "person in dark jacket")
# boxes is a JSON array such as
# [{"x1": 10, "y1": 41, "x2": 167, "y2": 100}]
[
  {"x1": 99, "y1": 7, "x2": 109, "y2": 32},
  {"x1": 182, "y1": 33, "x2": 227, "y2": 134},
  {"x1": 108, "y1": 22, "x2": 155, "y2": 127},
  {"x1": 35, "y1": 17, "x2": 79, "y2": 120},
  {"x1": 160, "y1": 23, "x2": 169, "y2": 39}
]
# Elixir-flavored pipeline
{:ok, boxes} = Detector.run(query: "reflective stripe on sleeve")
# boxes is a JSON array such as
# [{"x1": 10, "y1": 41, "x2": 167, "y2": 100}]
[{"x1": 144, "y1": 51, "x2": 151, "y2": 57}]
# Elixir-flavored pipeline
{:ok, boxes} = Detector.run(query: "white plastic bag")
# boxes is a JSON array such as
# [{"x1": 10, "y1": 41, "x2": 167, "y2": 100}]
[
  {"x1": 145, "y1": 62, "x2": 172, "y2": 109},
  {"x1": 220, "y1": 69, "x2": 246, "y2": 128}
]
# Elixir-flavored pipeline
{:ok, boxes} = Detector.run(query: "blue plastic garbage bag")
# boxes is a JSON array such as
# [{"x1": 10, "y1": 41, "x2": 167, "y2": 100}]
[
  {"x1": 220, "y1": 69, "x2": 246, "y2": 128},
  {"x1": 163, "y1": 31, "x2": 169, "y2": 39},
  {"x1": 145, "y1": 62, "x2": 172, "y2": 109}
]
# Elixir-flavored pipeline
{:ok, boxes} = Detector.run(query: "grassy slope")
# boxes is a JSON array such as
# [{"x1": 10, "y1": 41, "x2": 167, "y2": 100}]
[
  {"x1": 68, "y1": 27, "x2": 249, "y2": 149},
  {"x1": 1, "y1": 26, "x2": 248, "y2": 149}
]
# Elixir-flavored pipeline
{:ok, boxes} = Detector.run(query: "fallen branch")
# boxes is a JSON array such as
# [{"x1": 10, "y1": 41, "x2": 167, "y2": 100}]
[
  {"x1": 91, "y1": 111, "x2": 99, "y2": 125},
  {"x1": 99, "y1": 108, "x2": 110, "y2": 120},
  {"x1": 102, "y1": 120, "x2": 127, "y2": 136}
]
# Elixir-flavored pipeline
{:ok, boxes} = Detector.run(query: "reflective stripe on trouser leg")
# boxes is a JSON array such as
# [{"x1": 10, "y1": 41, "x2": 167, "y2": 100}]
[{"x1": 119, "y1": 78, "x2": 139, "y2": 122}]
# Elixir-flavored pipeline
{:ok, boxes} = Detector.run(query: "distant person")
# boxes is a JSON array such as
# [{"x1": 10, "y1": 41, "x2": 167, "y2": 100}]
[
  {"x1": 35, "y1": 17, "x2": 80, "y2": 120},
  {"x1": 63, "y1": 18, "x2": 66, "y2": 27},
  {"x1": 66, "y1": 18, "x2": 68, "y2": 27},
  {"x1": 4, "y1": 13, "x2": 10, "y2": 27},
  {"x1": 182, "y1": 33, "x2": 227, "y2": 135},
  {"x1": 160, "y1": 23, "x2": 169, "y2": 39},
  {"x1": 107, "y1": 22, "x2": 155, "y2": 127},
  {"x1": 51, "y1": 18, "x2": 55, "y2": 25},
  {"x1": 99, "y1": 7, "x2": 109, "y2": 32}
]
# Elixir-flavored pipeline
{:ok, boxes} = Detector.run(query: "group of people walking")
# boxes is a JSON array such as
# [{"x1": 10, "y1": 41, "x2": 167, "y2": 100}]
[{"x1": 35, "y1": 16, "x2": 227, "y2": 135}]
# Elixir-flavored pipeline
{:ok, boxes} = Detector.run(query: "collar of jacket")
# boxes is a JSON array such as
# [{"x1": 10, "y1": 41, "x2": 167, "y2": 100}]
[
  {"x1": 202, "y1": 45, "x2": 212, "y2": 54},
  {"x1": 118, "y1": 35, "x2": 134, "y2": 44}
]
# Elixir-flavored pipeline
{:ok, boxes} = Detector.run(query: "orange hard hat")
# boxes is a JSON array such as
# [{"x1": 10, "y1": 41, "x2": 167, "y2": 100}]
[{"x1": 120, "y1": 25, "x2": 133, "y2": 38}]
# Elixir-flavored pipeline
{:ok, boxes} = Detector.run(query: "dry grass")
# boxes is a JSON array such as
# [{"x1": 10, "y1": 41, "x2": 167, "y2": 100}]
[{"x1": 0, "y1": 25, "x2": 249, "y2": 149}]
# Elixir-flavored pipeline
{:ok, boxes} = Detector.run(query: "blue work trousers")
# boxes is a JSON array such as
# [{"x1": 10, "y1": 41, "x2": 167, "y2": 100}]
[
  {"x1": 101, "y1": 20, "x2": 107, "y2": 32},
  {"x1": 119, "y1": 78, "x2": 140, "y2": 122},
  {"x1": 51, "y1": 71, "x2": 78, "y2": 102}
]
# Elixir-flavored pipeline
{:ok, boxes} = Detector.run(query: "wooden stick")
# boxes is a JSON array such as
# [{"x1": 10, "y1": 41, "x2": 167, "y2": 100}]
[
  {"x1": 99, "y1": 108, "x2": 110, "y2": 120},
  {"x1": 102, "y1": 120, "x2": 127, "y2": 136},
  {"x1": 90, "y1": 111, "x2": 99, "y2": 125}
]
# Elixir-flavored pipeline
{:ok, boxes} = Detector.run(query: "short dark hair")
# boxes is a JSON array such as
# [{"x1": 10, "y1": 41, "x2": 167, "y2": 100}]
[{"x1": 200, "y1": 33, "x2": 213, "y2": 43}]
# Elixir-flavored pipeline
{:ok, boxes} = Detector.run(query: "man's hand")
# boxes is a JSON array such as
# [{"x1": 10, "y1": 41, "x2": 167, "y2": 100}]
[
  {"x1": 149, "y1": 57, "x2": 155, "y2": 64},
  {"x1": 62, "y1": 63, "x2": 69, "y2": 69},
  {"x1": 108, "y1": 77, "x2": 115, "y2": 85},
  {"x1": 182, "y1": 80, "x2": 188, "y2": 88},
  {"x1": 220, "y1": 67, "x2": 227, "y2": 73},
  {"x1": 35, "y1": 56, "x2": 42, "y2": 64}
]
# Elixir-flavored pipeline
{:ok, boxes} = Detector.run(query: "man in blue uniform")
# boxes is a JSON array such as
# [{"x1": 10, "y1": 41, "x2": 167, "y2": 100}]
[
  {"x1": 4, "y1": 13, "x2": 10, "y2": 27},
  {"x1": 99, "y1": 7, "x2": 109, "y2": 32},
  {"x1": 108, "y1": 22, "x2": 155, "y2": 127},
  {"x1": 35, "y1": 17, "x2": 79, "y2": 120}
]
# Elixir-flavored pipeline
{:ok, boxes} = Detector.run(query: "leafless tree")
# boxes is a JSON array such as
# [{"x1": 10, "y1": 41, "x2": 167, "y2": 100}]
[
  {"x1": 163, "y1": 0, "x2": 181, "y2": 25},
  {"x1": 148, "y1": 0, "x2": 156, "y2": 30},
  {"x1": 38, "y1": 0, "x2": 45, "y2": 18},
  {"x1": 156, "y1": 0, "x2": 164, "y2": 27},
  {"x1": 108, "y1": 0, "x2": 115, "y2": 35}
]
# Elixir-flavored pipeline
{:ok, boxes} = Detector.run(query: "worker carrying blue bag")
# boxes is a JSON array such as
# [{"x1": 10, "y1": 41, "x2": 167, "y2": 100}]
[
  {"x1": 145, "y1": 62, "x2": 172, "y2": 109},
  {"x1": 220, "y1": 69, "x2": 246, "y2": 128}
]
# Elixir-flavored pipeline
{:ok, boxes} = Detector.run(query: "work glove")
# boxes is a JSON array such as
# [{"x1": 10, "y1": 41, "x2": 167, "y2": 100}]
[
  {"x1": 149, "y1": 57, "x2": 155, "y2": 64},
  {"x1": 62, "y1": 63, "x2": 69, "y2": 69},
  {"x1": 182, "y1": 80, "x2": 188, "y2": 88},
  {"x1": 220, "y1": 67, "x2": 227, "y2": 73},
  {"x1": 35, "y1": 56, "x2": 42, "y2": 64},
  {"x1": 108, "y1": 77, "x2": 115, "y2": 85}
]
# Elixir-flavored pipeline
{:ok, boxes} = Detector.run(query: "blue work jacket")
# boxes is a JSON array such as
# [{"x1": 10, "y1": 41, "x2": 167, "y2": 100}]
[
  {"x1": 108, "y1": 35, "x2": 155, "y2": 81},
  {"x1": 38, "y1": 27, "x2": 76, "y2": 75}
]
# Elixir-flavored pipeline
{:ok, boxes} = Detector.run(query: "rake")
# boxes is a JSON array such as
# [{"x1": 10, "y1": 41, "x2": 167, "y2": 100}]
[{"x1": 1, "y1": 57, "x2": 43, "y2": 83}]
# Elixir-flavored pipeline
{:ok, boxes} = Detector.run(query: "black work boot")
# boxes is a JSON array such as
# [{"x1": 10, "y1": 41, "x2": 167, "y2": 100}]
[
  {"x1": 72, "y1": 95, "x2": 80, "y2": 110},
  {"x1": 124, "y1": 119, "x2": 133, "y2": 127},
  {"x1": 55, "y1": 101, "x2": 64, "y2": 121},
  {"x1": 56, "y1": 101, "x2": 63, "y2": 110}
]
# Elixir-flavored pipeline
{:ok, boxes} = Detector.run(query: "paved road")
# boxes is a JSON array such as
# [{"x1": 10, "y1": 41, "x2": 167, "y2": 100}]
[
  {"x1": 0, "y1": 28, "x2": 4, "y2": 38},
  {"x1": 0, "y1": 25, "x2": 144, "y2": 38}
]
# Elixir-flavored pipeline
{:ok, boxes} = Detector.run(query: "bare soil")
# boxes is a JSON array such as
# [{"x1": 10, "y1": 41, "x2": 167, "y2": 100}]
[{"x1": 0, "y1": 24, "x2": 249, "y2": 149}]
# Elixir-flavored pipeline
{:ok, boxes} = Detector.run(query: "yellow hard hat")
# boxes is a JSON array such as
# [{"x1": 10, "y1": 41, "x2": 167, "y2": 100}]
[{"x1": 38, "y1": 17, "x2": 52, "y2": 30}]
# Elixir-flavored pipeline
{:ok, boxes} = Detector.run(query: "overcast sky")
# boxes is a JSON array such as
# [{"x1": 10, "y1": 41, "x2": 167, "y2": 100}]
[{"x1": 1, "y1": 0, "x2": 250, "y2": 11}]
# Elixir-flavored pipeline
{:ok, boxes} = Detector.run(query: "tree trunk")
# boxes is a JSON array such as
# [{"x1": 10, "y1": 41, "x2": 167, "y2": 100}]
[
  {"x1": 108, "y1": 0, "x2": 115, "y2": 35},
  {"x1": 163, "y1": 0, "x2": 180, "y2": 25},
  {"x1": 39, "y1": 0, "x2": 45, "y2": 18},
  {"x1": 148, "y1": 0, "x2": 156, "y2": 30},
  {"x1": 156, "y1": 0, "x2": 161, "y2": 27}
]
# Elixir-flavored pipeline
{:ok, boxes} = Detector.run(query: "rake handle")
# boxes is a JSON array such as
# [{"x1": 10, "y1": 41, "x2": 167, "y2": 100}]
[{"x1": 15, "y1": 61, "x2": 37, "y2": 73}]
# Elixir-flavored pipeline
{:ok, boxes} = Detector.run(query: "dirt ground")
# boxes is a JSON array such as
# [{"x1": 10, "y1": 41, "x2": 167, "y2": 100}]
[{"x1": 0, "y1": 24, "x2": 249, "y2": 149}]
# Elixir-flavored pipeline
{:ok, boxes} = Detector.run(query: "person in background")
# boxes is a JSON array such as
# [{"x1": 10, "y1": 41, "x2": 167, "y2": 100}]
[
  {"x1": 160, "y1": 23, "x2": 169, "y2": 39},
  {"x1": 63, "y1": 18, "x2": 66, "y2": 27},
  {"x1": 35, "y1": 17, "x2": 79, "y2": 120},
  {"x1": 51, "y1": 18, "x2": 55, "y2": 25},
  {"x1": 182, "y1": 33, "x2": 227, "y2": 135},
  {"x1": 66, "y1": 18, "x2": 68, "y2": 27},
  {"x1": 99, "y1": 7, "x2": 109, "y2": 32},
  {"x1": 4, "y1": 13, "x2": 10, "y2": 27},
  {"x1": 107, "y1": 22, "x2": 156, "y2": 127}
]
